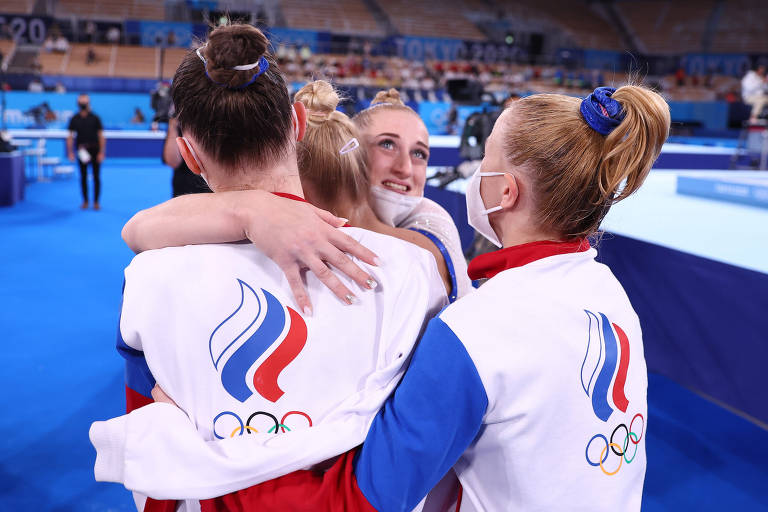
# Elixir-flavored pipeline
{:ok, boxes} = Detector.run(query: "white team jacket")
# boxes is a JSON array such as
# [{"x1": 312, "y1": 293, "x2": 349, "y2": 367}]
[
  {"x1": 443, "y1": 244, "x2": 648, "y2": 510},
  {"x1": 294, "y1": 239, "x2": 649, "y2": 511},
  {"x1": 89, "y1": 226, "x2": 447, "y2": 508}
]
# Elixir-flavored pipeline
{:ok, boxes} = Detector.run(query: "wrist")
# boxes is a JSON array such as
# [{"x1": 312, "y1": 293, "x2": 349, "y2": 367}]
[{"x1": 231, "y1": 189, "x2": 267, "y2": 240}]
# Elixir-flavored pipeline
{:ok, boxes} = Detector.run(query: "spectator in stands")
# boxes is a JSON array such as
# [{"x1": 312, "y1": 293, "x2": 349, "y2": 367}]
[
  {"x1": 84, "y1": 20, "x2": 96, "y2": 43},
  {"x1": 167, "y1": 30, "x2": 177, "y2": 47},
  {"x1": 742, "y1": 64, "x2": 768, "y2": 123},
  {"x1": 300, "y1": 43, "x2": 312, "y2": 64},
  {"x1": 67, "y1": 94, "x2": 105, "y2": 210},
  {"x1": 43, "y1": 34, "x2": 55, "y2": 53},
  {"x1": 55, "y1": 82, "x2": 67, "y2": 94},
  {"x1": 275, "y1": 42, "x2": 288, "y2": 60},
  {"x1": 553, "y1": 69, "x2": 563, "y2": 86},
  {"x1": 27, "y1": 78, "x2": 43, "y2": 93},
  {"x1": 54, "y1": 35, "x2": 70, "y2": 53},
  {"x1": 86, "y1": 46, "x2": 96, "y2": 65},
  {"x1": 106, "y1": 26, "x2": 120, "y2": 45},
  {"x1": 675, "y1": 67, "x2": 686, "y2": 87}
]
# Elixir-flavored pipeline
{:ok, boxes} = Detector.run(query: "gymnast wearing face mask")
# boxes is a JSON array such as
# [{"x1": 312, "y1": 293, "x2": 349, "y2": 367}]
[{"x1": 121, "y1": 91, "x2": 471, "y2": 304}]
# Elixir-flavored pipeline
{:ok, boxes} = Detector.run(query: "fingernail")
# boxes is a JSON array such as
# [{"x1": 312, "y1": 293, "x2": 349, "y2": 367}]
[
  {"x1": 366, "y1": 278, "x2": 378, "y2": 290},
  {"x1": 303, "y1": 306, "x2": 312, "y2": 316},
  {"x1": 337, "y1": 217, "x2": 349, "y2": 225},
  {"x1": 345, "y1": 294, "x2": 357, "y2": 305},
  {"x1": 373, "y1": 257, "x2": 382, "y2": 266}
]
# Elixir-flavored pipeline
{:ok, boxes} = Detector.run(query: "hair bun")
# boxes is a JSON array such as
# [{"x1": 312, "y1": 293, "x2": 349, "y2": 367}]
[
  {"x1": 203, "y1": 23, "x2": 269, "y2": 89},
  {"x1": 371, "y1": 88, "x2": 405, "y2": 107},
  {"x1": 295, "y1": 80, "x2": 341, "y2": 122}
]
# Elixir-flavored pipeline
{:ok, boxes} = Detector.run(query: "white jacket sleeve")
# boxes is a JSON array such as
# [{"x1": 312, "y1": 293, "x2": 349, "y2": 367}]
[
  {"x1": 90, "y1": 402, "x2": 368, "y2": 500},
  {"x1": 90, "y1": 346, "x2": 408, "y2": 500}
]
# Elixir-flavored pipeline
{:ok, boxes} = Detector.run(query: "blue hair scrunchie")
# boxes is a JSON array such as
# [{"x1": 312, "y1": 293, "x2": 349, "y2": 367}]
[{"x1": 580, "y1": 86, "x2": 626, "y2": 136}]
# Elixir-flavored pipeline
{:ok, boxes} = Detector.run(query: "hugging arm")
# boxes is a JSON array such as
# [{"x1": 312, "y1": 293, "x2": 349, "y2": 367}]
[{"x1": 122, "y1": 190, "x2": 380, "y2": 313}]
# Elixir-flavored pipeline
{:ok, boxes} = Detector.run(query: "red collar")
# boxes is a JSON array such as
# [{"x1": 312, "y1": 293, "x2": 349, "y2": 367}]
[
  {"x1": 271, "y1": 192, "x2": 352, "y2": 227},
  {"x1": 467, "y1": 239, "x2": 591, "y2": 280},
  {"x1": 272, "y1": 192, "x2": 307, "y2": 203}
]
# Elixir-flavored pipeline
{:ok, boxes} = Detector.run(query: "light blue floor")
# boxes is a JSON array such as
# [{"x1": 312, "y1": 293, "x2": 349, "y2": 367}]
[
  {"x1": 0, "y1": 160, "x2": 171, "y2": 511},
  {"x1": 602, "y1": 170, "x2": 768, "y2": 275}
]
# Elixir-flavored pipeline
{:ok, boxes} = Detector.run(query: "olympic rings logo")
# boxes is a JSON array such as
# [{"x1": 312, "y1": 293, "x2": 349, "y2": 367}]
[
  {"x1": 585, "y1": 413, "x2": 644, "y2": 476},
  {"x1": 213, "y1": 410, "x2": 313, "y2": 439}
]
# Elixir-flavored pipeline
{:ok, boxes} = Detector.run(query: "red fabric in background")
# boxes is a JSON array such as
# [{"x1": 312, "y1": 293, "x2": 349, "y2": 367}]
[{"x1": 200, "y1": 450, "x2": 375, "y2": 512}]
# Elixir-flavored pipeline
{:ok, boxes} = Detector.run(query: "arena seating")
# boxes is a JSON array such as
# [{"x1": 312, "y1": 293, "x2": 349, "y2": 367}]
[
  {"x1": 711, "y1": 0, "x2": 768, "y2": 54},
  {"x1": 161, "y1": 47, "x2": 189, "y2": 80},
  {"x1": 616, "y1": 0, "x2": 715, "y2": 55},
  {"x1": 280, "y1": 0, "x2": 385, "y2": 37},
  {"x1": 0, "y1": 0, "x2": 35, "y2": 14},
  {"x1": 55, "y1": 0, "x2": 165, "y2": 21},
  {"x1": 378, "y1": 0, "x2": 487, "y2": 41},
  {"x1": 37, "y1": 48, "x2": 67, "y2": 75},
  {"x1": 509, "y1": 0, "x2": 622, "y2": 50},
  {"x1": 64, "y1": 43, "x2": 112, "y2": 76},
  {"x1": 114, "y1": 45, "x2": 157, "y2": 78}
]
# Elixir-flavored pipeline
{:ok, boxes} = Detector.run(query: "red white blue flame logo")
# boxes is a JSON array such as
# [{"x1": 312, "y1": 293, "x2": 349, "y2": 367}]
[
  {"x1": 580, "y1": 310, "x2": 631, "y2": 422},
  {"x1": 210, "y1": 280, "x2": 307, "y2": 403}
]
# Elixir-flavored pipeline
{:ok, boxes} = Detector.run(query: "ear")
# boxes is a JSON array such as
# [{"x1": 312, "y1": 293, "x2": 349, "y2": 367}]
[
  {"x1": 499, "y1": 173, "x2": 519, "y2": 211},
  {"x1": 292, "y1": 101, "x2": 307, "y2": 142},
  {"x1": 176, "y1": 137, "x2": 202, "y2": 175}
]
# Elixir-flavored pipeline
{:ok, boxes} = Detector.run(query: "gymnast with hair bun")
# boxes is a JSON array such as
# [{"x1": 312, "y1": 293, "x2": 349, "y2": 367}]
[{"x1": 89, "y1": 22, "x2": 447, "y2": 512}]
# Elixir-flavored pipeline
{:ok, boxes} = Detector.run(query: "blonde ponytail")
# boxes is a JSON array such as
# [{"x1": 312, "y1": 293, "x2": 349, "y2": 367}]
[
  {"x1": 503, "y1": 84, "x2": 670, "y2": 238},
  {"x1": 601, "y1": 85, "x2": 670, "y2": 202},
  {"x1": 294, "y1": 80, "x2": 368, "y2": 210}
]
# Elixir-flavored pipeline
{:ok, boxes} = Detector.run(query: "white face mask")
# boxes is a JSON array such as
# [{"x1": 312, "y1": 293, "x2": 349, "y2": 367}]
[
  {"x1": 370, "y1": 185, "x2": 422, "y2": 227},
  {"x1": 291, "y1": 105, "x2": 299, "y2": 141},
  {"x1": 180, "y1": 136, "x2": 209, "y2": 185},
  {"x1": 466, "y1": 166, "x2": 508, "y2": 248}
]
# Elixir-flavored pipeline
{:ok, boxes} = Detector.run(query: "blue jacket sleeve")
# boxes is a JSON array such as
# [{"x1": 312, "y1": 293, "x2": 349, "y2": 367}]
[
  {"x1": 116, "y1": 280, "x2": 155, "y2": 406},
  {"x1": 354, "y1": 316, "x2": 488, "y2": 512}
]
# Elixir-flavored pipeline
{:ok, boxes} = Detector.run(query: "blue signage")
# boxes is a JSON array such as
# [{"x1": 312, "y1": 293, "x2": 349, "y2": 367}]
[
  {"x1": 3, "y1": 92, "x2": 153, "y2": 130},
  {"x1": 391, "y1": 36, "x2": 519, "y2": 63},
  {"x1": 683, "y1": 53, "x2": 752, "y2": 77}
]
